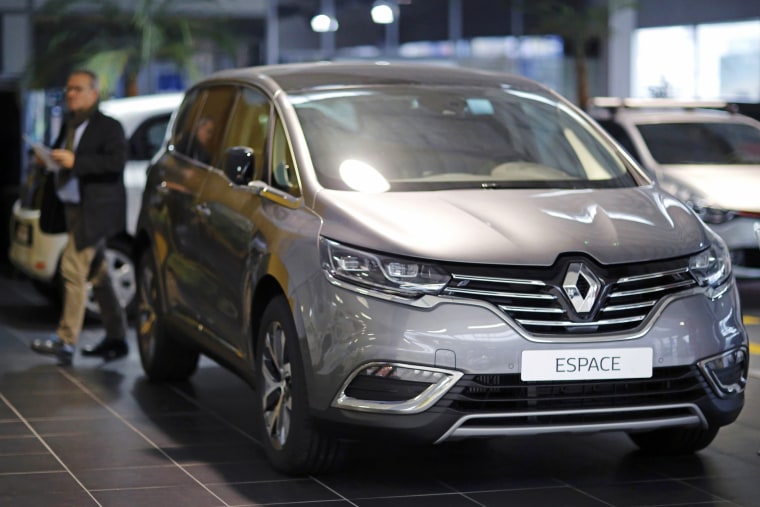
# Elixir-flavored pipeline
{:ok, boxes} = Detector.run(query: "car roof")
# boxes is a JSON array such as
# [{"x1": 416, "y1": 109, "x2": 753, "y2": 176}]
[
  {"x1": 588, "y1": 97, "x2": 760, "y2": 126},
  {"x1": 100, "y1": 92, "x2": 184, "y2": 136},
  {"x1": 198, "y1": 61, "x2": 548, "y2": 95}
]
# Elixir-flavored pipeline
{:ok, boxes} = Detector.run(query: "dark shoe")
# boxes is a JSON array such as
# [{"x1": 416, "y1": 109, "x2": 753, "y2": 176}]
[
  {"x1": 31, "y1": 335, "x2": 74, "y2": 366},
  {"x1": 81, "y1": 337, "x2": 128, "y2": 361}
]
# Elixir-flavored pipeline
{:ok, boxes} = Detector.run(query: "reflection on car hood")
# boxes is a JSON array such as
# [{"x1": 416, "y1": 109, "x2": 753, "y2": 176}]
[
  {"x1": 316, "y1": 186, "x2": 709, "y2": 266},
  {"x1": 660, "y1": 165, "x2": 760, "y2": 212}
]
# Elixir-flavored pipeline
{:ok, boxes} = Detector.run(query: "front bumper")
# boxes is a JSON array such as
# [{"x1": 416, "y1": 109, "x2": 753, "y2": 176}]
[{"x1": 297, "y1": 275, "x2": 747, "y2": 443}]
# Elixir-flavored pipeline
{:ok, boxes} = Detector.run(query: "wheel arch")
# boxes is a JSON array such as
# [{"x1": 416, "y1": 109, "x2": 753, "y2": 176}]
[
  {"x1": 250, "y1": 274, "x2": 287, "y2": 363},
  {"x1": 132, "y1": 229, "x2": 170, "y2": 318}
]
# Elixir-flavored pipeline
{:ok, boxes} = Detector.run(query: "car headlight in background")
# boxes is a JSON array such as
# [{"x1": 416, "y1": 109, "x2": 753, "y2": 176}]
[
  {"x1": 686, "y1": 199, "x2": 736, "y2": 225},
  {"x1": 689, "y1": 230, "x2": 731, "y2": 292},
  {"x1": 320, "y1": 238, "x2": 450, "y2": 297}
]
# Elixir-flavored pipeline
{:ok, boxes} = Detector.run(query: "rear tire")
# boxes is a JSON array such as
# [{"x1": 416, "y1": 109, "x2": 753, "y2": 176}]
[
  {"x1": 628, "y1": 425, "x2": 719, "y2": 454},
  {"x1": 136, "y1": 249, "x2": 199, "y2": 381},
  {"x1": 255, "y1": 295, "x2": 341, "y2": 475}
]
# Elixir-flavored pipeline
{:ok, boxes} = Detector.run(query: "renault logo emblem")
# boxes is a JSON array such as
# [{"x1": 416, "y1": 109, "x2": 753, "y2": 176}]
[{"x1": 562, "y1": 262, "x2": 600, "y2": 314}]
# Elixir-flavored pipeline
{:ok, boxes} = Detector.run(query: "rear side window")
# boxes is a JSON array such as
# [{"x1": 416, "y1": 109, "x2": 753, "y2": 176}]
[
  {"x1": 129, "y1": 114, "x2": 171, "y2": 160},
  {"x1": 171, "y1": 88, "x2": 202, "y2": 154},
  {"x1": 173, "y1": 86, "x2": 237, "y2": 166}
]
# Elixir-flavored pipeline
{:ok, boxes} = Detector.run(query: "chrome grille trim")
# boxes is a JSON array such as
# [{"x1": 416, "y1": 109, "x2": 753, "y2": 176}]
[
  {"x1": 451, "y1": 274, "x2": 546, "y2": 286},
  {"x1": 499, "y1": 305, "x2": 565, "y2": 314},
  {"x1": 446, "y1": 287, "x2": 555, "y2": 299},
  {"x1": 601, "y1": 300, "x2": 656, "y2": 312},
  {"x1": 516, "y1": 315, "x2": 645, "y2": 328},
  {"x1": 442, "y1": 258, "x2": 697, "y2": 337},
  {"x1": 617, "y1": 267, "x2": 690, "y2": 283},
  {"x1": 609, "y1": 279, "x2": 694, "y2": 298}
]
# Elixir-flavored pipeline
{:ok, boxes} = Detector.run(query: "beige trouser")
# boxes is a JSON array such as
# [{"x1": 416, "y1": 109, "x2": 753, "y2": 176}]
[{"x1": 57, "y1": 235, "x2": 127, "y2": 346}]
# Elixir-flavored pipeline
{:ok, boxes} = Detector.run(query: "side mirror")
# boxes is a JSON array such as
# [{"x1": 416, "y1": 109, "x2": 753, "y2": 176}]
[{"x1": 223, "y1": 146, "x2": 255, "y2": 185}]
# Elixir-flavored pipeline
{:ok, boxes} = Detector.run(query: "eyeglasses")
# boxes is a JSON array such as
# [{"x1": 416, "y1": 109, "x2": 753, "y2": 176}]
[{"x1": 64, "y1": 85, "x2": 93, "y2": 93}]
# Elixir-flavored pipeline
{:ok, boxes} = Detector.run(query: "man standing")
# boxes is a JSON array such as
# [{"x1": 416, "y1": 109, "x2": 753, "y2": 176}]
[{"x1": 30, "y1": 69, "x2": 129, "y2": 366}]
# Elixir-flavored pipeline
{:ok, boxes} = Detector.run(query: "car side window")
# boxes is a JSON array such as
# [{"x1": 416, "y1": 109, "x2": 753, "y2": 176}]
[
  {"x1": 270, "y1": 114, "x2": 301, "y2": 198},
  {"x1": 598, "y1": 120, "x2": 641, "y2": 163},
  {"x1": 172, "y1": 86, "x2": 236, "y2": 167},
  {"x1": 222, "y1": 87, "x2": 270, "y2": 181},
  {"x1": 129, "y1": 114, "x2": 171, "y2": 160},
  {"x1": 171, "y1": 88, "x2": 202, "y2": 155}
]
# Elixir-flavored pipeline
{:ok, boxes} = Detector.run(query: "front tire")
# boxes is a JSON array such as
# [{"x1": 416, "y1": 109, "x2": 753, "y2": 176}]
[
  {"x1": 255, "y1": 295, "x2": 340, "y2": 475},
  {"x1": 628, "y1": 424, "x2": 719, "y2": 454},
  {"x1": 136, "y1": 249, "x2": 199, "y2": 381}
]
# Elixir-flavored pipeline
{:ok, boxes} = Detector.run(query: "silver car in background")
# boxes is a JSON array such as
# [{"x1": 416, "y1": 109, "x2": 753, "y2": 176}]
[
  {"x1": 591, "y1": 98, "x2": 760, "y2": 278},
  {"x1": 134, "y1": 63, "x2": 748, "y2": 475}
]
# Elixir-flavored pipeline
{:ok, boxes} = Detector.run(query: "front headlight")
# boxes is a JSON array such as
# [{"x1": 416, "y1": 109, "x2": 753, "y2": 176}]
[
  {"x1": 688, "y1": 200, "x2": 736, "y2": 225},
  {"x1": 320, "y1": 238, "x2": 450, "y2": 297},
  {"x1": 689, "y1": 230, "x2": 731, "y2": 289}
]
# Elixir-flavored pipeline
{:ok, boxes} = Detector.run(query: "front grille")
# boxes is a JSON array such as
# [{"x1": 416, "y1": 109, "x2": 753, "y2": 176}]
[
  {"x1": 442, "y1": 256, "x2": 698, "y2": 336},
  {"x1": 439, "y1": 366, "x2": 707, "y2": 414}
]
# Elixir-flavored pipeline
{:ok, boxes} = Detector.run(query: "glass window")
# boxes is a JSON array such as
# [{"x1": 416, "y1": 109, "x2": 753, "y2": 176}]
[
  {"x1": 633, "y1": 20, "x2": 760, "y2": 102},
  {"x1": 270, "y1": 114, "x2": 300, "y2": 197},
  {"x1": 221, "y1": 87, "x2": 270, "y2": 181},
  {"x1": 129, "y1": 114, "x2": 171, "y2": 160},
  {"x1": 171, "y1": 88, "x2": 201, "y2": 155},
  {"x1": 597, "y1": 120, "x2": 641, "y2": 163},
  {"x1": 291, "y1": 85, "x2": 635, "y2": 192},
  {"x1": 638, "y1": 122, "x2": 760, "y2": 164},
  {"x1": 174, "y1": 86, "x2": 237, "y2": 166}
]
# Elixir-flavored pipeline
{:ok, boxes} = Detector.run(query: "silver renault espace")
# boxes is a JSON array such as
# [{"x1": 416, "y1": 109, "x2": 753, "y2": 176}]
[{"x1": 134, "y1": 62, "x2": 748, "y2": 474}]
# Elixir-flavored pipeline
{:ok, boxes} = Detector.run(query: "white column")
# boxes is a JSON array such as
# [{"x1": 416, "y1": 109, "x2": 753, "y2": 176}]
[{"x1": 607, "y1": 2, "x2": 636, "y2": 98}]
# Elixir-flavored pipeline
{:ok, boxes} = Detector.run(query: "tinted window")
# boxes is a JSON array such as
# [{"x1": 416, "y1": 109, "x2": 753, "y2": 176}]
[
  {"x1": 597, "y1": 120, "x2": 641, "y2": 163},
  {"x1": 129, "y1": 114, "x2": 171, "y2": 160},
  {"x1": 271, "y1": 114, "x2": 300, "y2": 197},
  {"x1": 221, "y1": 87, "x2": 270, "y2": 181},
  {"x1": 171, "y1": 88, "x2": 202, "y2": 155},
  {"x1": 291, "y1": 86, "x2": 635, "y2": 192},
  {"x1": 174, "y1": 86, "x2": 237, "y2": 166},
  {"x1": 637, "y1": 122, "x2": 760, "y2": 164}
]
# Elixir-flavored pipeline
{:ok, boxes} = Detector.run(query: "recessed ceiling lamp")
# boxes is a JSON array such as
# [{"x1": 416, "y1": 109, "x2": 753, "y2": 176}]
[
  {"x1": 311, "y1": 14, "x2": 339, "y2": 32},
  {"x1": 371, "y1": 1, "x2": 398, "y2": 24}
]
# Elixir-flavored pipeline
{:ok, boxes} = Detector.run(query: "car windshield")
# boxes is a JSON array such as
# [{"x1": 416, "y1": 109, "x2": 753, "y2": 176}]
[
  {"x1": 637, "y1": 122, "x2": 760, "y2": 165},
  {"x1": 290, "y1": 85, "x2": 636, "y2": 192}
]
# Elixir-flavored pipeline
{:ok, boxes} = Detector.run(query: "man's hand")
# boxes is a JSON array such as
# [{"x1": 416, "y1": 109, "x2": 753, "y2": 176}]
[{"x1": 51, "y1": 149, "x2": 75, "y2": 169}]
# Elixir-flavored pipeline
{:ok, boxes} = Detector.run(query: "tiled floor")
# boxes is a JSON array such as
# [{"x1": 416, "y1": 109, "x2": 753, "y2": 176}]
[{"x1": 1, "y1": 270, "x2": 759, "y2": 506}]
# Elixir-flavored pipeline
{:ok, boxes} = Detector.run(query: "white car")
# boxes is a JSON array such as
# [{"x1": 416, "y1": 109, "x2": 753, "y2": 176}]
[
  {"x1": 591, "y1": 98, "x2": 760, "y2": 278},
  {"x1": 9, "y1": 92, "x2": 183, "y2": 317}
]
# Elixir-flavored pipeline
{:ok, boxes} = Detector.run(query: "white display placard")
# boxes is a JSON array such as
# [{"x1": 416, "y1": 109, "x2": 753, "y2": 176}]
[{"x1": 521, "y1": 348, "x2": 653, "y2": 381}]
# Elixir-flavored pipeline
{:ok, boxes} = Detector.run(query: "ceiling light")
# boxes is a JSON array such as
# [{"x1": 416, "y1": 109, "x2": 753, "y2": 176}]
[
  {"x1": 311, "y1": 14, "x2": 339, "y2": 32},
  {"x1": 371, "y1": 1, "x2": 397, "y2": 24}
]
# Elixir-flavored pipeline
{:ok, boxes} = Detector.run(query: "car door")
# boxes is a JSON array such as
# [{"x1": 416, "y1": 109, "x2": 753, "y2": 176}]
[
  {"x1": 124, "y1": 111, "x2": 174, "y2": 234},
  {"x1": 151, "y1": 86, "x2": 237, "y2": 327},
  {"x1": 191, "y1": 86, "x2": 272, "y2": 359}
]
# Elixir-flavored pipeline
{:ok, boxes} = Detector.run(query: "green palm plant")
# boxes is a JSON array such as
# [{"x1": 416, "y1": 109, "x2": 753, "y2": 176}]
[
  {"x1": 28, "y1": 0, "x2": 238, "y2": 97},
  {"x1": 528, "y1": 0, "x2": 636, "y2": 108}
]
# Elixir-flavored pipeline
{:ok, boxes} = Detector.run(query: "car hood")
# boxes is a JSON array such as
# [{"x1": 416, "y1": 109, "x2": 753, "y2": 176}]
[
  {"x1": 314, "y1": 186, "x2": 710, "y2": 266},
  {"x1": 659, "y1": 164, "x2": 760, "y2": 212}
]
